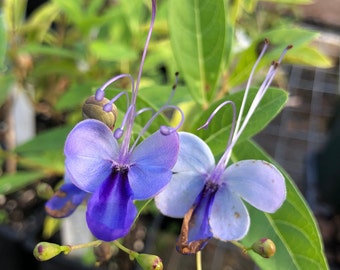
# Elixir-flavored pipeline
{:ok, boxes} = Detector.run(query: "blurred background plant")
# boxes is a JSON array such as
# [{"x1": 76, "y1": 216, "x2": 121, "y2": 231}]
[{"x1": 0, "y1": 0, "x2": 334, "y2": 269}]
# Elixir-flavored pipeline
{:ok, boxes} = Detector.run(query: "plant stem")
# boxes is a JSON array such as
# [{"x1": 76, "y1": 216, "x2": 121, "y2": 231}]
[
  {"x1": 69, "y1": 240, "x2": 102, "y2": 251},
  {"x1": 113, "y1": 240, "x2": 138, "y2": 260},
  {"x1": 196, "y1": 251, "x2": 202, "y2": 270}
]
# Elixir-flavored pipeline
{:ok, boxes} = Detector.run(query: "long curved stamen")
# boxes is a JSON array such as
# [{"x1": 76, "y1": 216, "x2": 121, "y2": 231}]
[
  {"x1": 196, "y1": 101, "x2": 237, "y2": 176},
  {"x1": 114, "y1": 105, "x2": 135, "y2": 139},
  {"x1": 166, "y1": 72, "x2": 180, "y2": 106},
  {"x1": 132, "y1": 0, "x2": 156, "y2": 104},
  {"x1": 129, "y1": 105, "x2": 184, "y2": 152},
  {"x1": 119, "y1": 0, "x2": 157, "y2": 159},
  {"x1": 233, "y1": 45, "x2": 292, "y2": 145},
  {"x1": 95, "y1": 73, "x2": 135, "y2": 101},
  {"x1": 115, "y1": 107, "x2": 155, "y2": 139},
  {"x1": 221, "y1": 45, "x2": 292, "y2": 168},
  {"x1": 136, "y1": 107, "x2": 155, "y2": 116},
  {"x1": 233, "y1": 39, "x2": 269, "y2": 138},
  {"x1": 103, "y1": 91, "x2": 129, "y2": 112}
]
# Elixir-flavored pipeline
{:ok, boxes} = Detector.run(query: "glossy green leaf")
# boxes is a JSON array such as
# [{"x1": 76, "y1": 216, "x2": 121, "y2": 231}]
[
  {"x1": 169, "y1": 0, "x2": 226, "y2": 105},
  {"x1": 194, "y1": 87, "x2": 288, "y2": 156},
  {"x1": 232, "y1": 139, "x2": 328, "y2": 270},
  {"x1": 0, "y1": 171, "x2": 45, "y2": 194},
  {"x1": 285, "y1": 45, "x2": 333, "y2": 68}
]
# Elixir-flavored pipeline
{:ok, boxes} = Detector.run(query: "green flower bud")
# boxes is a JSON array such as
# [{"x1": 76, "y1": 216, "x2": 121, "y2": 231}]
[
  {"x1": 33, "y1": 242, "x2": 71, "y2": 261},
  {"x1": 82, "y1": 95, "x2": 118, "y2": 129},
  {"x1": 251, "y1": 238, "x2": 276, "y2": 258},
  {"x1": 135, "y1": 253, "x2": 163, "y2": 270}
]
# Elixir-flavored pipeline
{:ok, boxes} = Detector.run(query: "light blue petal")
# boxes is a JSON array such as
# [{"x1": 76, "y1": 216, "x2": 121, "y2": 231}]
[
  {"x1": 129, "y1": 131, "x2": 179, "y2": 200},
  {"x1": 224, "y1": 160, "x2": 286, "y2": 213},
  {"x1": 64, "y1": 119, "x2": 119, "y2": 192},
  {"x1": 173, "y1": 132, "x2": 215, "y2": 173},
  {"x1": 155, "y1": 172, "x2": 206, "y2": 218},
  {"x1": 210, "y1": 186, "x2": 250, "y2": 241}
]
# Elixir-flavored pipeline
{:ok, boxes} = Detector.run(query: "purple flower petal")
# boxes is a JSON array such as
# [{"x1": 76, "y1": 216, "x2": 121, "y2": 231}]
[
  {"x1": 187, "y1": 191, "x2": 214, "y2": 243},
  {"x1": 155, "y1": 172, "x2": 205, "y2": 218},
  {"x1": 64, "y1": 119, "x2": 119, "y2": 192},
  {"x1": 210, "y1": 186, "x2": 250, "y2": 241},
  {"x1": 86, "y1": 172, "x2": 137, "y2": 241},
  {"x1": 45, "y1": 182, "x2": 88, "y2": 218},
  {"x1": 129, "y1": 131, "x2": 179, "y2": 200},
  {"x1": 224, "y1": 160, "x2": 286, "y2": 213}
]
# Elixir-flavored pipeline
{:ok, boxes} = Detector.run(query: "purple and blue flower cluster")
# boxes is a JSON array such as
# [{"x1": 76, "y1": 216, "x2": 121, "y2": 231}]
[{"x1": 46, "y1": 0, "x2": 287, "y2": 253}]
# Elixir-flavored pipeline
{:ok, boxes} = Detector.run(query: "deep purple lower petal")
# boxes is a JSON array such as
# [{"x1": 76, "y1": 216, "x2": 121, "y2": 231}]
[
  {"x1": 188, "y1": 189, "x2": 214, "y2": 243},
  {"x1": 45, "y1": 183, "x2": 88, "y2": 218},
  {"x1": 86, "y1": 172, "x2": 137, "y2": 241},
  {"x1": 176, "y1": 187, "x2": 214, "y2": 254}
]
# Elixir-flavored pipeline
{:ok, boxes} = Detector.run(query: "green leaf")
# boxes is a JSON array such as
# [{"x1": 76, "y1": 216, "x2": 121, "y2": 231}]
[
  {"x1": 0, "y1": 171, "x2": 45, "y2": 194},
  {"x1": 0, "y1": 74, "x2": 15, "y2": 106},
  {"x1": 195, "y1": 87, "x2": 288, "y2": 156},
  {"x1": 55, "y1": 81, "x2": 97, "y2": 111},
  {"x1": 232, "y1": 140, "x2": 329, "y2": 270},
  {"x1": 24, "y1": 2, "x2": 60, "y2": 42},
  {"x1": 169, "y1": 0, "x2": 226, "y2": 105},
  {"x1": 52, "y1": 0, "x2": 82, "y2": 25},
  {"x1": 89, "y1": 40, "x2": 137, "y2": 61},
  {"x1": 3, "y1": 0, "x2": 27, "y2": 31},
  {"x1": 15, "y1": 125, "x2": 73, "y2": 154},
  {"x1": 286, "y1": 45, "x2": 333, "y2": 68}
]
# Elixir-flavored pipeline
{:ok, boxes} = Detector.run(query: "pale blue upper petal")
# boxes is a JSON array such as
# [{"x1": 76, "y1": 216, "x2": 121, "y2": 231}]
[
  {"x1": 210, "y1": 186, "x2": 250, "y2": 241},
  {"x1": 154, "y1": 132, "x2": 213, "y2": 217},
  {"x1": 129, "y1": 131, "x2": 179, "y2": 200},
  {"x1": 172, "y1": 132, "x2": 215, "y2": 173},
  {"x1": 224, "y1": 160, "x2": 286, "y2": 213},
  {"x1": 64, "y1": 119, "x2": 119, "y2": 192},
  {"x1": 155, "y1": 171, "x2": 206, "y2": 218}
]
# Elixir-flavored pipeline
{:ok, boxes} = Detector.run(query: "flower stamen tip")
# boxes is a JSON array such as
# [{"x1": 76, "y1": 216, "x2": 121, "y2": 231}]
[
  {"x1": 95, "y1": 89, "x2": 105, "y2": 101},
  {"x1": 114, "y1": 128, "x2": 124, "y2": 139},
  {"x1": 160, "y1": 125, "x2": 173, "y2": 135}
]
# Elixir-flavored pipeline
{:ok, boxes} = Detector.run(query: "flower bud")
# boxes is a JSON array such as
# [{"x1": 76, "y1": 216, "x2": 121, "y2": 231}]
[
  {"x1": 251, "y1": 238, "x2": 276, "y2": 258},
  {"x1": 135, "y1": 253, "x2": 163, "y2": 270},
  {"x1": 82, "y1": 95, "x2": 118, "y2": 129},
  {"x1": 33, "y1": 242, "x2": 71, "y2": 261}
]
